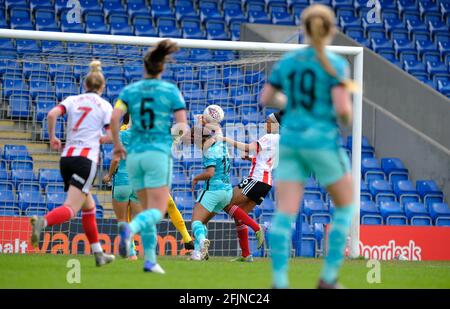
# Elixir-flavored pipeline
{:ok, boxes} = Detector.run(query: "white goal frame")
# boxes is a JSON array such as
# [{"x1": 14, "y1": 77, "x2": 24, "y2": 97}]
[{"x1": 0, "y1": 29, "x2": 363, "y2": 258}]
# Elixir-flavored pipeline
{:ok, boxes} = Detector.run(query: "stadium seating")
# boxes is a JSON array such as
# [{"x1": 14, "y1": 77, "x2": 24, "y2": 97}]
[{"x1": 379, "y1": 201, "x2": 408, "y2": 225}]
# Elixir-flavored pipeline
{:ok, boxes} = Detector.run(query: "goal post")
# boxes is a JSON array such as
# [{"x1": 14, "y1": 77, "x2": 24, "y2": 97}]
[{"x1": 0, "y1": 29, "x2": 363, "y2": 258}]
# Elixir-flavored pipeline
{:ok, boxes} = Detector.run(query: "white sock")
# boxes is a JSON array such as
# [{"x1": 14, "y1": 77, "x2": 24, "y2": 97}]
[{"x1": 91, "y1": 242, "x2": 103, "y2": 253}]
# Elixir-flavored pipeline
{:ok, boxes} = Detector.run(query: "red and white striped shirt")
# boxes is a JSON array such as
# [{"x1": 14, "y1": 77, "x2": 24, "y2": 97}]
[
  {"x1": 248, "y1": 133, "x2": 279, "y2": 185},
  {"x1": 59, "y1": 93, "x2": 112, "y2": 164}
]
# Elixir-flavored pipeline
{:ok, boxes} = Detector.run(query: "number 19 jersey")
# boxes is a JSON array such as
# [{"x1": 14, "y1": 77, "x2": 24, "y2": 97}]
[
  {"x1": 268, "y1": 47, "x2": 350, "y2": 150},
  {"x1": 117, "y1": 79, "x2": 186, "y2": 155}
]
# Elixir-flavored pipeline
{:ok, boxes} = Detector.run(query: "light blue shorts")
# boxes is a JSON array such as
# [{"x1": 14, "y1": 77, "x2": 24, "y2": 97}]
[
  {"x1": 275, "y1": 146, "x2": 351, "y2": 187},
  {"x1": 196, "y1": 189, "x2": 233, "y2": 213},
  {"x1": 112, "y1": 185, "x2": 139, "y2": 203},
  {"x1": 126, "y1": 150, "x2": 173, "y2": 191}
]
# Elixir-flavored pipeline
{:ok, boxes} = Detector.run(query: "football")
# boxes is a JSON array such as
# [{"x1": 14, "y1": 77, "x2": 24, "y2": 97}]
[{"x1": 203, "y1": 104, "x2": 225, "y2": 123}]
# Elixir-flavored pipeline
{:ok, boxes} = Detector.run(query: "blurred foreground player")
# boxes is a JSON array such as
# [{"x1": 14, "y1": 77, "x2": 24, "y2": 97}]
[{"x1": 261, "y1": 4, "x2": 356, "y2": 289}]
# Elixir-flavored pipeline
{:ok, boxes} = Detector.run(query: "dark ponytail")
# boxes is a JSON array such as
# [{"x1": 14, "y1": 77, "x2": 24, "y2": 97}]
[{"x1": 144, "y1": 39, "x2": 179, "y2": 76}]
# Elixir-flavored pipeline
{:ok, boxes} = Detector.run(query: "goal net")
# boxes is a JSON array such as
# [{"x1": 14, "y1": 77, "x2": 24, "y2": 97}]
[{"x1": 0, "y1": 29, "x2": 363, "y2": 259}]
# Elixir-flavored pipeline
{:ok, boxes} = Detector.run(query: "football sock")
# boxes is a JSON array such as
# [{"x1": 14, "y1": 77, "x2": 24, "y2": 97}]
[
  {"x1": 192, "y1": 220, "x2": 206, "y2": 251},
  {"x1": 141, "y1": 223, "x2": 157, "y2": 264},
  {"x1": 45, "y1": 205, "x2": 74, "y2": 227},
  {"x1": 129, "y1": 208, "x2": 162, "y2": 236},
  {"x1": 321, "y1": 204, "x2": 355, "y2": 284},
  {"x1": 228, "y1": 205, "x2": 260, "y2": 232},
  {"x1": 270, "y1": 211, "x2": 296, "y2": 289},
  {"x1": 236, "y1": 223, "x2": 250, "y2": 257},
  {"x1": 81, "y1": 208, "x2": 102, "y2": 253},
  {"x1": 167, "y1": 197, "x2": 192, "y2": 243}
]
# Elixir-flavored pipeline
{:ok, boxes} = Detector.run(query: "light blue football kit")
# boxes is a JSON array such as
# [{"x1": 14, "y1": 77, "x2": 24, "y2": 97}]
[
  {"x1": 267, "y1": 47, "x2": 355, "y2": 288},
  {"x1": 112, "y1": 129, "x2": 138, "y2": 203}
]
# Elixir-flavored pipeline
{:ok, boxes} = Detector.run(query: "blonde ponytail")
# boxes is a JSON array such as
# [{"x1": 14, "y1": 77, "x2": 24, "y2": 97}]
[
  {"x1": 89, "y1": 60, "x2": 102, "y2": 73},
  {"x1": 85, "y1": 59, "x2": 105, "y2": 93},
  {"x1": 302, "y1": 4, "x2": 359, "y2": 92}
]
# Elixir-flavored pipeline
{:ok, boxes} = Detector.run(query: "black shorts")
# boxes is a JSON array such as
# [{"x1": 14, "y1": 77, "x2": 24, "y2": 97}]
[
  {"x1": 60, "y1": 156, "x2": 97, "y2": 194},
  {"x1": 238, "y1": 177, "x2": 272, "y2": 205}
]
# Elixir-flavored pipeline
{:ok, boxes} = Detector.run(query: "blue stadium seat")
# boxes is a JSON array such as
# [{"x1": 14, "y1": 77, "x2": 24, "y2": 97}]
[
  {"x1": 248, "y1": 10, "x2": 271, "y2": 24},
  {"x1": 369, "y1": 180, "x2": 396, "y2": 203},
  {"x1": 426, "y1": 61, "x2": 448, "y2": 77},
  {"x1": 24, "y1": 61, "x2": 48, "y2": 80},
  {"x1": 0, "y1": 190, "x2": 16, "y2": 207},
  {"x1": 429, "y1": 202, "x2": 450, "y2": 226},
  {"x1": 175, "y1": 1, "x2": 198, "y2": 21},
  {"x1": 5, "y1": 0, "x2": 28, "y2": 11},
  {"x1": 125, "y1": 0, "x2": 148, "y2": 19},
  {"x1": 34, "y1": 9, "x2": 59, "y2": 31},
  {"x1": 0, "y1": 39, "x2": 15, "y2": 54},
  {"x1": 224, "y1": 3, "x2": 246, "y2": 25},
  {"x1": 416, "y1": 39, "x2": 440, "y2": 58},
  {"x1": 428, "y1": 20, "x2": 448, "y2": 39},
  {"x1": 230, "y1": 87, "x2": 255, "y2": 106},
  {"x1": 303, "y1": 200, "x2": 330, "y2": 225},
  {"x1": 109, "y1": 14, "x2": 133, "y2": 35},
  {"x1": 30, "y1": 0, "x2": 53, "y2": 11},
  {"x1": 380, "y1": 158, "x2": 409, "y2": 183},
  {"x1": 133, "y1": 16, "x2": 158, "y2": 37},
  {"x1": 206, "y1": 20, "x2": 228, "y2": 40},
  {"x1": 393, "y1": 180, "x2": 420, "y2": 204},
  {"x1": 339, "y1": 15, "x2": 362, "y2": 32},
  {"x1": 172, "y1": 171, "x2": 187, "y2": 189},
  {"x1": 270, "y1": 4, "x2": 295, "y2": 25},
  {"x1": 370, "y1": 38, "x2": 394, "y2": 54},
  {"x1": 361, "y1": 157, "x2": 384, "y2": 181},
  {"x1": 182, "y1": 19, "x2": 206, "y2": 39},
  {"x1": 38, "y1": 169, "x2": 63, "y2": 190},
  {"x1": 403, "y1": 59, "x2": 427, "y2": 75},
  {"x1": 10, "y1": 8, "x2": 34, "y2": 30},
  {"x1": 55, "y1": 80, "x2": 78, "y2": 101},
  {"x1": 46, "y1": 192, "x2": 67, "y2": 210},
  {"x1": 437, "y1": 80, "x2": 450, "y2": 96},
  {"x1": 158, "y1": 17, "x2": 182, "y2": 38},
  {"x1": 124, "y1": 64, "x2": 143, "y2": 81},
  {"x1": 360, "y1": 200, "x2": 383, "y2": 225},
  {"x1": 29, "y1": 79, "x2": 54, "y2": 99},
  {"x1": 416, "y1": 180, "x2": 444, "y2": 201},
  {"x1": 0, "y1": 169, "x2": 10, "y2": 182},
  {"x1": 199, "y1": 0, "x2": 223, "y2": 23},
  {"x1": 11, "y1": 170, "x2": 37, "y2": 189},
  {"x1": 102, "y1": 0, "x2": 126, "y2": 16},
  {"x1": 79, "y1": 0, "x2": 102, "y2": 15},
  {"x1": 0, "y1": 181, "x2": 13, "y2": 192},
  {"x1": 9, "y1": 95, "x2": 31, "y2": 118},
  {"x1": 379, "y1": 201, "x2": 407, "y2": 225},
  {"x1": 10, "y1": 160, "x2": 33, "y2": 171},
  {"x1": 393, "y1": 39, "x2": 416, "y2": 58},
  {"x1": 2, "y1": 75, "x2": 30, "y2": 98},
  {"x1": 85, "y1": 12, "x2": 109, "y2": 34},
  {"x1": 3, "y1": 145, "x2": 30, "y2": 161},
  {"x1": 151, "y1": 3, "x2": 174, "y2": 19},
  {"x1": 405, "y1": 202, "x2": 432, "y2": 226},
  {"x1": 106, "y1": 78, "x2": 126, "y2": 98},
  {"x1": 35, "y1": 99, "x2": 55, "y2": 122}
]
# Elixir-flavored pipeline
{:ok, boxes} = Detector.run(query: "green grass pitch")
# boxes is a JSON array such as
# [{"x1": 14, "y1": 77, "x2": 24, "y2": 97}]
[{"x1": 0, "y1": 254, "x2": 449, "y2": 288}]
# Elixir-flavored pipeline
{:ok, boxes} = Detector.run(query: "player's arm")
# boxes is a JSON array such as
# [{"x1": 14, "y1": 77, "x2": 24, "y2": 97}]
[
  {"x1": 47, "y1": 104, "x2": 64, "y2": 150},
  {"x1": 332, "y1": 86, "x2": 352, "y2": 126},
  {"x1": 260, "y1": 84, "x2": 287, "y2": 109},
  {"x1": 217, "y1": 136, "x2": 258, "y2": 153},
  {"x1": 103, "y1": 154, "x2": 120, "y2": 183},
  {"x1": 192, "y1": 166, "x2": 215, "y2": 191},
  {"x1": 111, "y1": 99, "x2": 127, "y2": 159}
]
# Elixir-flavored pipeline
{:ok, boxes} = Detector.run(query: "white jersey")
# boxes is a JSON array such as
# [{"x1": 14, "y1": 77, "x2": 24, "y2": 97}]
[
  {"x1": 248, "y1": 133, "x2": 279, "y2": 185},
  {"x1": 58, "y1": 93, "x2": 113, "y2": 164}
]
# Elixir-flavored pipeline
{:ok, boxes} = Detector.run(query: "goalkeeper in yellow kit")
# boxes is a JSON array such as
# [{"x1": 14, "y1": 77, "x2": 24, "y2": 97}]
[{"x1": 103, "y1": 121, "x2": 194, "y2": 256}]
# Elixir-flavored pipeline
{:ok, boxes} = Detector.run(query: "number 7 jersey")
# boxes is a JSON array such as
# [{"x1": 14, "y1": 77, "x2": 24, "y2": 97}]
[
  {"x1": 59, "y1": 93, "x2": 113, "y2": 164},
  {"x1": 116, "y1": 79, "x2": 186, "y2": 155},
  {"x1": 268, "y1": 47, "x2": 350, "y2": 150}
]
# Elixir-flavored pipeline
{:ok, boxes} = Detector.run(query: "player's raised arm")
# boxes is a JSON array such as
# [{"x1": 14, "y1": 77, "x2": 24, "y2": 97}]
[
  {"x1": 47, "y1": 104, "x2": 64, "y2": 150},
  {"x1": 217, "y1": 135, "x2": 258, "y2": 153}
]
